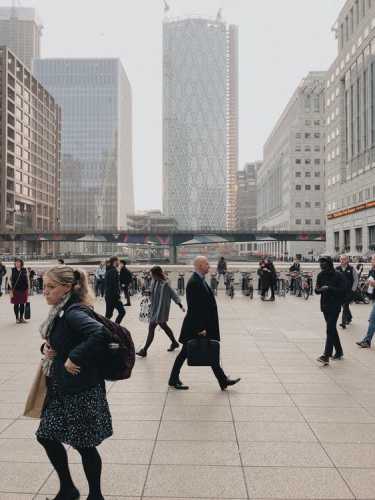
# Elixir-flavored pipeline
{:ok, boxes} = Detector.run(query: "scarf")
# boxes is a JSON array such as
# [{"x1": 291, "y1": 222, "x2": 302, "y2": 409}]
[{"x1": 40, "y1": 292, "x2": 72, "y2": 376}]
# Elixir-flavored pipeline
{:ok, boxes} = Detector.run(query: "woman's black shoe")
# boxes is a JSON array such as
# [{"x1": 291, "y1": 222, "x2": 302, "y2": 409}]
[
  {"x1": 136, "y1": 348, "x2": 147, "y2": 357},
  {"x1": 220, "y1": 378, "x2": 241, "y2": 391},
  {"x1": 48, "y1": 487, "x2": 80, "y2": 499},
  {"x1": 317, "y1": 355, "x2": 329, "y2": 365},
  {"x1": 331, "y1": 353, "x2": 344, "y2": 360},
  {"x1": 168, "y1": 379, "x2": 189, "y2": 390},
  {"x1": 167, "y1": 342, "x2": 179, "y2": 352},
  {"x1": 356, "y1": 340, "x2": 371, "y2": 348}
]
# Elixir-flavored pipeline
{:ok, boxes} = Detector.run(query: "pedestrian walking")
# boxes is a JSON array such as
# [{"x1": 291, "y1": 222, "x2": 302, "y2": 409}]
[
  {"x1": 104, "y1": 256, "x2": 125, "y2": 324},
  {"x1": 336, "y1": 255, "x2": 358, "y2": 328},
  {"x1": 367, "y1": 255, "x2": 375, "y2": 301},
  {"x1": 36, "y1": 265, "x2": 112, "y2": 500},
  {"x1": 119, "y1": 259, "x2": 132, "y2": 306},
  {"x1": 217, "y1": 256, "x2": 227, "y2": 284},
  {"x1": 168, "y1": 256, "x2": 241, "y2": 391},
  {"x1": 94, "y1": 262, "x2": 106, "y2": 298},
  {"x1": 10, "y1": 258, "x2": 29, "y2": 323},
  {"x1": 315, "y1": 256, "x2": 346, "y2": 365},
  {"x1": 137, "y1": 266, "x2": 185, "y2": 357},
  {"x1": 0, "y1": 260, "x2": 6, "y2": 296}
]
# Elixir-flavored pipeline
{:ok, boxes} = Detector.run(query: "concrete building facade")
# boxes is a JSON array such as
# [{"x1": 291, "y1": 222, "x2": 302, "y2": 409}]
[
  {"x1": 0, "y1": 47, "x2": 61, "y2": 255},
  {"x1": 33, "y1": 58, "x2": 134, "y2": 233},
  {"x1": 163, "y1": 16, "x2": 238, "y2": 231},
  {"x1": 127, "y1": 210, "x2": 178, "y2": 232},
  {"x1": 0, "y1": 7, "x2": 42, "y2": 69},
  {"x1": 326, "y1": 0, "x2": 375, "y2": 256},
  {"x1": 237, "y1": 161, "x2": 260, "y2": 231},
  {"x1": 257, "y1": 72, "x2": 326, "y2": 259}
]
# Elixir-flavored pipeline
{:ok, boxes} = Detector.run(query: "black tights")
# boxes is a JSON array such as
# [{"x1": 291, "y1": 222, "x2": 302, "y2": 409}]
[
  {"x1": 14, "y1": 304, "x2": 24, "y2": 319},
  {"x1": 37, "y1": 437, "x2": 103, "y2": 499},
  {"x1": 144, "y1": 321, "x2": 177, "y2": 352}
]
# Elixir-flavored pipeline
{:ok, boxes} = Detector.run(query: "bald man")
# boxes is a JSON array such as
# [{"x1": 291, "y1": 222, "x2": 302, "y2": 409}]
[{"x1": 168, "y1": 256, "x2": 240, "y2": 391}]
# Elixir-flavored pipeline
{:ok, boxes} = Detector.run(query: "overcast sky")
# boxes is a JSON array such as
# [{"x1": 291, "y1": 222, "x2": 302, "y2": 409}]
[{"x1": 6, "y1": 0, "x2": 344, "y2": 210}]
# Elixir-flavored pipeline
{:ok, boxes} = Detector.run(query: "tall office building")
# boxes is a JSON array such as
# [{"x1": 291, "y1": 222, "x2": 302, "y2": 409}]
[
  {"x1": 163, "y1": 16, "x2": 238, "y2": 231},
  {"x1": 237, "y1": 162, "x2": 260, "y2": 231},
  {"x1": 326, "y1": 0, "x2": 375, "y2": 256},
  {"x1": 0, "y1": 7, "x2": 42, "y2": 69},
  {"x1": 33, "y1": 59, "x2": 134, "y2": 233},
  {"x1": 257, "y1": 72, "x2": 326, "y2": 259},
  {"x1": 0, "y1": 47, "x2": 61, "y2": 255}
]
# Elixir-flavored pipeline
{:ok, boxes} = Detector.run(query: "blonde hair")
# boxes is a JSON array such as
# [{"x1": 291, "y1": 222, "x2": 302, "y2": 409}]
[{"x1": 45, "y1": 266, "x2": 95, "y2": 306}]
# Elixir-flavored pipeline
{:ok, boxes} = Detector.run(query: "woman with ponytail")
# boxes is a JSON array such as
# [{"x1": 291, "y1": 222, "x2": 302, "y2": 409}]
[{"x1": 36, "y1": 265, "x2": 112, "y2": 500}]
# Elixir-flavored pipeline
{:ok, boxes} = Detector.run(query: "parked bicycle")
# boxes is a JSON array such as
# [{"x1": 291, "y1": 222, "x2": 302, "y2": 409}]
[
  {"x1": 177, "y1": 273, "x2": 185, "y2": 296},
  {"x1": 241, "y1": 272, "x2": 254, "y2": 299},
  {"x1": 225, "y1": 272, "x2": 235, "y2": 299}
]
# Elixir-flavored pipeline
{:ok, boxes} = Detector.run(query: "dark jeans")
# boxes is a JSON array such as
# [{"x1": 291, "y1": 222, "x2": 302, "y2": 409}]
[
  {"x1": 261, "y1": 283, "x2": 275, "y2": 299},
  {"x1": 341, "y1": 302, "x2": 353, "y2": 325},
  {"x1": 122, "y1": 285, "x2": 131, "y2": 305},
  {"x1": 143, "y1": 322, "x2": 177, "y2": 352},
  {"x1": 322, "y1": 308, "x2": 343, "y2": 357},
  {"x1": 95, "y1": 279, "x2": 105, "y2": 298},
  {"x1": 105, "y1": 298, "x2": 125, "y2": 324},
  {"x1": 169, "y1": 343, "x2": 227, "y2": 387}
]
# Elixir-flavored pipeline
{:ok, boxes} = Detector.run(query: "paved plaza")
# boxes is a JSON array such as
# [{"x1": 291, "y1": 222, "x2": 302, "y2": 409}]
[{"x1": 0, "y1": 290, "x2": 375, "y2": 499}]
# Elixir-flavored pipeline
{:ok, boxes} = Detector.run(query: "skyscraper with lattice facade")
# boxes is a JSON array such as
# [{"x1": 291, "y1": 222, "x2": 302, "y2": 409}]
[{"x1": 163, "y1": 17, "x2": 238, "y2": 230}]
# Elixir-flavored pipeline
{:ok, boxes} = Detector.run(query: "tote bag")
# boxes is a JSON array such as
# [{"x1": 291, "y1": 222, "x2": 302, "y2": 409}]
[{"x1": 23, "y1": 362, "x2": 47, "y2": 419}]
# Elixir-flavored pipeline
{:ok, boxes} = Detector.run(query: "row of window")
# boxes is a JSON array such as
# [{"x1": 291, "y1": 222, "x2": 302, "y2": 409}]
[
  {"x1": 296, "y1": 184, "x2": 321, "y2": 191},
  {"x1": 296, "y1": 158, "x2": 321, "y2": 165},
  {"x1": 295, "y1": 171, "x2": 321, "y2": 178},
  {"x1": 295, "y1": 219, "x2": 321, "y2": 225},
  {"x1": 295, "y1": 145, "x2": 322, "y2": 152},
  {"x1": 339, "y1": 0, "x2": 372, "y2": 49},
  {"x1": 296, "y1": 201, "x2": 321, "y2": 208},
  {"x1": 296, "y1": 132, "x2": 321, "y2": 139}
]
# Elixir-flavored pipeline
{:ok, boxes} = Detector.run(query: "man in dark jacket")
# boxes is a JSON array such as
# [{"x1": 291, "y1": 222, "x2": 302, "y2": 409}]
[
  {"x1": 104, "y1": 256, "x2": 125, "y2": 324},
  {"x1": 315, "y1": 255, "x2": 346, "y2": 365},
  {"x1": 168, "y1": 256, "x2": 241, "y2": 390},
  {"x1": 336, "y1": 255, "x2": 358, "y2": 328},
  {"x1": 119, "y1": 260, "x2": 132, "y2": 306}
]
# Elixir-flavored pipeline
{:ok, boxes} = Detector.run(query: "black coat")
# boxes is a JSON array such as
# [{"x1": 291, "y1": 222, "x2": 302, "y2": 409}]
[
  {"x1": 46, "y1": 298, "x2": 109, "y2": 395},
  {"x1": 11, "y1": 267, "x2": 29, "y2": 291},
  {"x1": 179, "y1": 272, "x2": 220, "y2": 344},
  {"x1": 315, "y1": 270, "x2": 346, "y2": 312},
  {"x1": 104, "y1": 266, "x2": 120, "y2": 301},
  {"x1": 120, "y1": 267, "x2": 132, "y2": 287}
]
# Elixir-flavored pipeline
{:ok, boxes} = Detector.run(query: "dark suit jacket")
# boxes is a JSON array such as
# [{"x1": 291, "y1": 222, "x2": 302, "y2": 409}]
[
  {"x1": 179, "y1": 272, "x2": 220, "y2": 343},
  {"x1": 104, "y1": 266, "x2": 120, "y2": 301}
]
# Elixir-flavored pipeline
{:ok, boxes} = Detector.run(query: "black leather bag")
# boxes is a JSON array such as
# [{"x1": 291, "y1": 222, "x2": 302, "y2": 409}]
[
  {"x1": 25, "y1": 302, "x2": 31, "y2": 320},
  {"x1": 187, "y1": 337, "x2": 220, "y2": 366}
]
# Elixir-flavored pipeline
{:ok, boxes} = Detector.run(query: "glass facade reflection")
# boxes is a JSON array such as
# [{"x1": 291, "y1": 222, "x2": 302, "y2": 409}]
[
  {"x1": 33, "y1": 59, "x2": 134, "y2": 232},
  {"x1": 163, "y1": 18, "x2": 238, "y2": 230}
]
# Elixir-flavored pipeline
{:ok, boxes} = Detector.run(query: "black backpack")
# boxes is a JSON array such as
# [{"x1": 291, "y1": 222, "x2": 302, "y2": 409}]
[{"x1": 69, "y1": 304, "x2": 136, "y2": 381}]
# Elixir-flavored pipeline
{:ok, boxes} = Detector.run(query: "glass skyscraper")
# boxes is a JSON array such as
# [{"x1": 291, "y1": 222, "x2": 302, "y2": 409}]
[
  {"x1": 33, "y1": 59, "x2": 134, "y2": 232},
  {"x1": 163, "y1": 17, "x2": 238, "y2": 231}
]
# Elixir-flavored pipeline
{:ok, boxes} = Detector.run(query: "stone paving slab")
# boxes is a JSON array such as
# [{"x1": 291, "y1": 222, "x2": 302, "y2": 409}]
[{"x1": 0, "y1": 292, "x2": 374, "y2": 498}]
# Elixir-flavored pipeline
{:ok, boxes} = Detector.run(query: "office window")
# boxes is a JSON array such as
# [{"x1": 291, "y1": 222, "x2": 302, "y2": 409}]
[
  {"x1": 296, "y1": 172, "x2": 301, "y2": 177},
  {"x1": 296, "y1": 132, "x2": 301, "y2": 138},
  {"x1": 305, "y1": 159, "x2": 311, "y2": 164},
  {"x1": 296, "y1": 185, "x2": 302, "y2": 191},
  {"x1": 305, "y1": 133, "x2": 311, "y2": 139},
  {"x1": 305, "y1": 120, "x2": 312, "y2": 126},
  {"x1": 315, "y1": 201, "x2": 321, "y2": 207},
  {"x1": 295, "y1": 159, "x2": 301, "y2": 164},
  {"x1": 314, "y1": 120, "x2": 320, "y2": 126},
  {"x1": 315, "y1": 185, "x2": 321, "y2": 190},
  {"x1": 314, "y1": 171, "x2": 321, "y2": 177},
  {"x1": 314, "y1": 145, "x2": 321, "y2": 152},
  {"x1": 315, "y1": 219, "x2": 321, "y2": 225},
  {"x1": 305, "y1": 172, "x2": 311, "y2": 177},
  {"x1": 314, "y1": 132, "x2": 321, "y2": 139},
  {"x1": 305, "y1": 219, "x2": 311, "y2": 225},
  {"x1": 334, "y1": 231, "x2": 340, "y2": 250},
  {"x1": 355, "y1": 227, "x2": 363, "y2": 249},
  {"x1": 295, "y1": 202, "x2": 301, "y2": 208},
  {"x1": 344, "y1": 229, "x2": 351, "y2": 250},
  {"x1": 295, "y1": 145, "x2": 301, "y2": 152},
  {"x1": 295, "y1": 219, "x2": 302, "y2": 225},
  {"x1": 305, "y1": 202, "x2": 311, "y2": 208},
  {"x1": 305, "y1": 185, "x2": 311, "y2": 190},
  {"x1": 305, "y1": 146, "x2": 311, "y2": 152},
  {"x1": 370, "y1": 225, "x2": 375, "y2": 247},
  {"x1": 314, "y1": 159, "x2": 321, "y2": 165}
]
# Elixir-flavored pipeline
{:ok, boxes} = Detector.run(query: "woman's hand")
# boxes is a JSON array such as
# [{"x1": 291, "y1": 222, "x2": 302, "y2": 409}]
[
  {"x1": 43, "y1": 344, "x2": 56, "y2": 360},
  {"x1": 64, "y1": 358, "x2": 81, "y2": 375}
]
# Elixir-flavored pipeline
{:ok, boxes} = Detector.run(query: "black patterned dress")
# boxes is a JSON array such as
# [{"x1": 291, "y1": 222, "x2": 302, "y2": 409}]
[{"x1": 36, "y1": 364, "x2": 113, "y2": 448}]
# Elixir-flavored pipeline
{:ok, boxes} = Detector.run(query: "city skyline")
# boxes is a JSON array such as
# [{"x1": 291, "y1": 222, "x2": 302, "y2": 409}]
[{"x1": 0, "y1": 0, "x2": 343, "y2": 211}]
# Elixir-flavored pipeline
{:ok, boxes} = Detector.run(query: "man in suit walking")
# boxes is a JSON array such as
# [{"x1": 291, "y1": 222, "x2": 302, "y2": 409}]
[{"x1": 168, "y1": 256, "x2": 241, "y2": 391}]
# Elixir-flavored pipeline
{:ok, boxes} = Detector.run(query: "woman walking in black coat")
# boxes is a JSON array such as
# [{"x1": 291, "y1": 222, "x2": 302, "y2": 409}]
[
  {"x1": 137, "y1": 266, "x2": 185, "y2": 357},
  {"x1": 36, "y1": 266, "x2": 112, "y2": 500},
  {"x1": 315, "y1": 256, "x2": 346, "y2": 366},
  {"x1": 10, "y1": 258, "x2": 29, "y2": 323}
]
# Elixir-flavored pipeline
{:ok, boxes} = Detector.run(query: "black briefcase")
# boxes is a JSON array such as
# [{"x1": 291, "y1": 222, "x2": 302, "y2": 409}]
[{"x1": 187, "y1": 337, "x2": 220, "y2": 366}]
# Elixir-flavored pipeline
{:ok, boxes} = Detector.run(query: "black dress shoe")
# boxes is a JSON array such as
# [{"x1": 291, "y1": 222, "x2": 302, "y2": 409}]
[
  {"x1": 167, "y1": 342, "x2": 179, "y2": 352},
  {"x1": 339, "y1": 323, "x2": 347, "y2": 329},
  {"x1": 317, "y1": 355, "x2": 329, "y2": 365},
  {"x1": 47, "y1": 486, "x2": 80, "y2": 499},
  {"x1": 356, "y1": 340, "x2": 371, "y2": 348},
  {"x1": 136, "y1": 348, "x2": 147, "y2": 357},
  {"x1": 168, "y1": 380, "x2": 189, "y2": 390},
  {"x1": 220, "y1": 377, "x2": 241, "y2": 391}
]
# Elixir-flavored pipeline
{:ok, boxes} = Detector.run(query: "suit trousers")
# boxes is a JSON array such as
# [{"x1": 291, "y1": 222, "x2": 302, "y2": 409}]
[
  {"x1": 322, "y1": 308, "x2": 343, "y2": 357},
  {"x1": 105, "y1": 298, "x2": 125, "y2": 324},
  {"x1": 169, "y1": 343, "x2": 227, "y2": 387}
]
